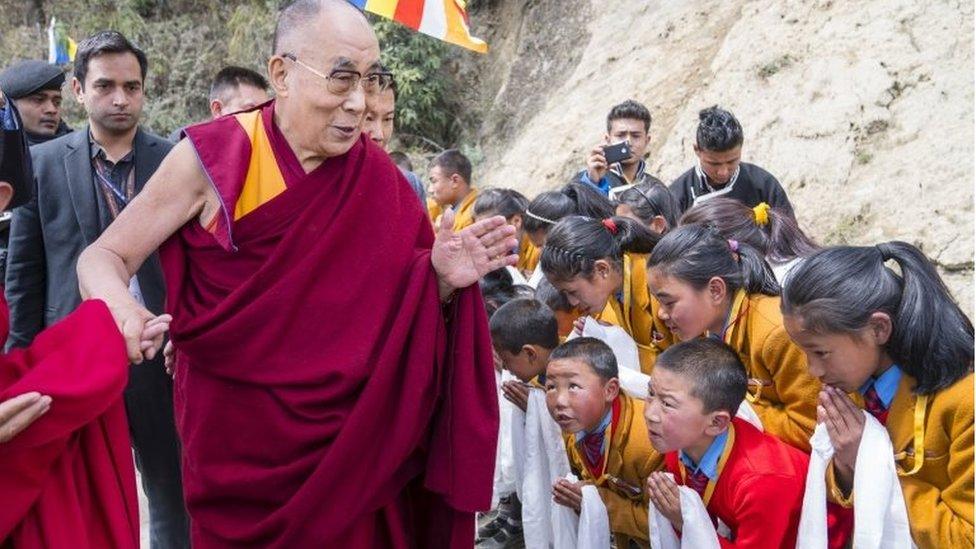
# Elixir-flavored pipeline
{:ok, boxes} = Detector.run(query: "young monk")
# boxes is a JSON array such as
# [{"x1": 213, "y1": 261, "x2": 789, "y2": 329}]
[
  {"x1": 540, "y1": 215, "x2": 673, "y2": 373},
  {"x1": 474, "y1": 188, "x2": 540, "y2": 279},
  {"x1": 490, "y1": 298, "x2": 560, "y2": 396},
  {"x1": 426, "y1": 148, "x2": 479, "y2": 230},
  {"x1": 484, "y1": 298, "x2": 560, "y2": 546},
  {"x1": 0, "y1": 93, "x2": 161, "y2": 548},
  {"x1": 546, "y1": 337, "x2": 662, "y2": 548},
  {"x1": 645, "y1": 338, "x2": 810, "y2": 548},
  {"x1": 783, "y1": 242, "x2": 974, "y2": 547},
  {"x1": 646, "y1": 224, "x2": 820, "y2": 451}
]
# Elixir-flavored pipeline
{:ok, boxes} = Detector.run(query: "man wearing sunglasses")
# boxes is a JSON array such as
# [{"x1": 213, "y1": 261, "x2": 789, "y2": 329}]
[{"x1": 77, "y1": 0, "x2": 510, "y2": 547}]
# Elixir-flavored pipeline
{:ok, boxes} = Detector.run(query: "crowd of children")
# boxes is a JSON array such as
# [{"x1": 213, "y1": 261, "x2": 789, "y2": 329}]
[{"x1": 427, "y1": 103, "x2": 975, "y2": 548}]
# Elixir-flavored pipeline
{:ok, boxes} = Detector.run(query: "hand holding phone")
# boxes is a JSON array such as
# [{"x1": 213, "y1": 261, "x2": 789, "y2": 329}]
[{"x1": 602, "y1": 141, "x2": 631, "y2": 164}]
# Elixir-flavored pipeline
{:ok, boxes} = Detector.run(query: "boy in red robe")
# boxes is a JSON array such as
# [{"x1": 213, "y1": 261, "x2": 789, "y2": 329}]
[
  {"x1": 644, "y1": 338, "x2": 809, "y2": 548},
  {"x1": 0, "y1": 91, "x2": 144, "y2": 548}
]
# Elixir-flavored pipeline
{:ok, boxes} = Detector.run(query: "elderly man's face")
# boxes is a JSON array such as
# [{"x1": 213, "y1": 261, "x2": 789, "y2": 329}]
[
  {"x1": 13, "y1": 90, "x2": 62, "y2": 136},
  {"x1": 273, "y1": 7, "x2": 381, "y2": 160},
  {"x1": 363, "y1": 87, "x2": 395, "y2": 149}
]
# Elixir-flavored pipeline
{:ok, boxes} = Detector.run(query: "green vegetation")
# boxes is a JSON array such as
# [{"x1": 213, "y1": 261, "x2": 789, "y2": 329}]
[{"x1": 0, "y1": 0, "x2": 464, "y2": 149}]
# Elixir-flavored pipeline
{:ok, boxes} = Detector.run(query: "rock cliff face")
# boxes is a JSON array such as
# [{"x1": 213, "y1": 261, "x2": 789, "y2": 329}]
[{"x1": 459, "y1": 0, "x2": 973, "y2": 309}]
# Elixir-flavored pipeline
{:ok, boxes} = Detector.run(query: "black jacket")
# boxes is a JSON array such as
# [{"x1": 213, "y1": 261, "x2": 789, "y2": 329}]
[
  {"x1": 668, "y1": 162, "x2": 794, "y2": 216},
  {"x1": 5, "y1": 126, "x2": 171, "y2": 349}
]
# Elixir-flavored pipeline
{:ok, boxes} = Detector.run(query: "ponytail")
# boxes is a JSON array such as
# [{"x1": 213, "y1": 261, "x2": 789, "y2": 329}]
[
  {"x1": 782, "y1": 242, "x2": 973, "y2": 394},
  {"x1": 679, "y1": 197, "x2": 819, "y2": 262},
  {"x1": 615, "y1": 181, "x2": 680, "y2": 230},
  {"x1": 648, "y1": 224, "x2": 780, "y2": 296},
  {"x1": 540, "y1": 215, "x2": 660, "y2": 282}
]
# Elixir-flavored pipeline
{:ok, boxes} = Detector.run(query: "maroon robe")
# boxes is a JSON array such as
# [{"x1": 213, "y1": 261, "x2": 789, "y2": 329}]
[
  {"x1": 163, "y1": 101, "x2": 498, "y2": 547},
  {"x1": 0, "y1": 297, "x2": 137, "y2": 548}
]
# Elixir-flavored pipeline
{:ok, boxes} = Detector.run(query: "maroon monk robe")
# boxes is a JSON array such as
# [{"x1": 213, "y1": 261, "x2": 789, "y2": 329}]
[
  {"x1": 163, "y1": 101, "x2": 499, "y2": 547},
  {"x1": 0, "y1": 296, "x2": 138, "y2": 548}
]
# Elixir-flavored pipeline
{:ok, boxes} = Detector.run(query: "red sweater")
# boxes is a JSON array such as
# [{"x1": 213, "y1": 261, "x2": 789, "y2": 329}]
[{"x1": 665, "y1": 418, "x2": 807, "y2": 548}]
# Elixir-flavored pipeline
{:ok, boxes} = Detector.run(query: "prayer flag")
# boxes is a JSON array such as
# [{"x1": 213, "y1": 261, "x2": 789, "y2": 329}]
[
  {"x1": 349, "y1": 0, "x2": 488, "y2": 53},
  {"x1": 47, "y1": 18, "x2": 77, "y2": 65}
]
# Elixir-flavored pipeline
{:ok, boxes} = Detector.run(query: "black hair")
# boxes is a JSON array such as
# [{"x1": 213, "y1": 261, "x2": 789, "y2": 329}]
[
  {"x1": 782, "y1": 242, "x2": 974, "y2": 394},
  {"x1": 388, "y1": 151, "x2": 412, "y2": 172},
  {"x1": 615, "y1": 181, "x2": 679, "y2": 230},
  {"x1": 607, "y1": 99, "x2": 651, "y2": 133},
  {"x1": 541, "y1": 215, "x2": 660, "y2": 283},
  {"x1": 549, "y1": 337, "x2": 618, "y2": 381},
  {"x1": 430, "y1": 148, "x2": 472, "y2": 185},
  {"x1": 696, "y1": 106, "x2": 743, "y2": 152},
  {"x1": 480, "y1": 268, "x2": 534, "y2": 317},
  {"x1": 679, "y1": 198, "x2": 819, "y2": 263},
  {"x1": 209, "y1": 66, "x2": 269, "y2": 102},
  {"x1": 655, "y1": 338, "x2": 748, "y2": 414},
  {"x1": 473, "y1": 188, "x2": 529, "y2": 220},
  {"x1": 524, "y1": 183, "x2": 615, "y2": 235},
  {"x1": 490, "y1": 298, "x2": 560, "y2": 354},
  {"x1": 535, "y1": 278, "x2": 574, "y2": 313},
  {"x1": 74, "y1": 31, "x2": 148, "y2": 86},
  {"x1": 648, "y1": 224, "x2": 780, "y2": 296}
]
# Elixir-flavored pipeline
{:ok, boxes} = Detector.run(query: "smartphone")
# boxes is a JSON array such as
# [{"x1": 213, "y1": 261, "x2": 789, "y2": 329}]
[{"x1": 602, "y1": 141, "x2": 631, "y2": 164}]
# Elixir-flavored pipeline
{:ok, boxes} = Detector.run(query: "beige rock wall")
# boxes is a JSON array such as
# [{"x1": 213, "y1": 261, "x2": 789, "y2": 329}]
[{"x1": 465, "y1": 0, "x2": 973, "y2": 311}]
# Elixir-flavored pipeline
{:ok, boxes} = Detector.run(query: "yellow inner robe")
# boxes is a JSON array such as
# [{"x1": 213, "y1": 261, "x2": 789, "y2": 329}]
[
  {"x1": 596, "y1": 253, "x2": 673, "y2": 374},
  {"x1": 427, "y1": 188, "x2": 479, "y2": 232}
]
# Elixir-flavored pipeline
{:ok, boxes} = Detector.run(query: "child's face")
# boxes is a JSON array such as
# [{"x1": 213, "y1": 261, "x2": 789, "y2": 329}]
[
  {"x1": 545, "y1": 357, "x2": 619, "y2": 433},
  {"x1": 552, "y1": 263, "x2": 618, "y2": 317},
  {"x1": 784, "y1": 314, "x2": 889, "y2": 393},
  {"x1": 495, "y1": 344, "x2": 547, "y2": 383},
  {"x1": 647, "y1": 268, "x2": 726, "y2": 340},
  {"x1": 644, "y1": 367, "x2": 718, "y2": 454}
]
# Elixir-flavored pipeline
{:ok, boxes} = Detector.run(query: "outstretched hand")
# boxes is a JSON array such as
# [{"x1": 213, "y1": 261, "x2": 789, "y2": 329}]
[{"x1": 431, "y1": 208, "x2": 519, "y2": 300}]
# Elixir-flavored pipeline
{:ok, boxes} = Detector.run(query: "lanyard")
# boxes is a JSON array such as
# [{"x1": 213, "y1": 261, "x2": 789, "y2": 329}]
[
  {"x1": 894, "y1": 394, "x2": 930, "y2": 476},
  {"x1": 93, "y1": 155, "x2": 135, "y2": 219},
  {"x1": 715, "y1": 296, "x2": 771, "y2": 402},
  {"x1": 677, "y1": 422, "x2": 736, "y2": 506}
]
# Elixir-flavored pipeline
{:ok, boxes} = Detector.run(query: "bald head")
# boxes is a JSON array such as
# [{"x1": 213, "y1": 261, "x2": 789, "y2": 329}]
[
  {"x1": 266, "y1": 0, "x2": 382, "y2": 161},
  {"x1": 273, "y1": 0, "x2": 372, "y2": 55}
]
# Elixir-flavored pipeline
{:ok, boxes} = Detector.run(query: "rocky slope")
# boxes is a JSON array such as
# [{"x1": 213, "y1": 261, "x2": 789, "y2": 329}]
[{"x1": 459, "y1": 0, "x2": 973, "y2": 309}]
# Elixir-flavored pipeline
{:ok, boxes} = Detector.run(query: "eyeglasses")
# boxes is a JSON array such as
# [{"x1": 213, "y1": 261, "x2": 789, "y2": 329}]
[{"x1": 281, "y1": 53, "x2": 394, "y2": 96}]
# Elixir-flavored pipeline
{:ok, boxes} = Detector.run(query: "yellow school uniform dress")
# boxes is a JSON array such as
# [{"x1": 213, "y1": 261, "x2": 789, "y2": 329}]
[
  {"x1": 565, "y1": 394, "x2": 663, "y2": 548},
  {"x1": 428, "y1": 188, "x2": 479, "y2": 232},
  {"x1": 517, "y1": 234, "x2": 540, "y2": 274},
  {"x1": 828, "y1": 371, "x2": 974, "y2": 548},
  {"x1": 596, "y1": 253, "x2": 674, "y2": 374},
  {"x1": 719, "y1": 290, "x2": 821, "y2": 452}
]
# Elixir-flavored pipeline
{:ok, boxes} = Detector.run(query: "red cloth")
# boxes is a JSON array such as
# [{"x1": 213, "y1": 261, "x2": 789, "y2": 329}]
[
  {"x1": 164, "y1": 101, "x2": 499, "y2": 547},
  {"x1": 664, "y1": 418, "x2": 810, "y2": 549},
  {"x1": 0, "y1": 296, "x2": 137, "y2": 548}
]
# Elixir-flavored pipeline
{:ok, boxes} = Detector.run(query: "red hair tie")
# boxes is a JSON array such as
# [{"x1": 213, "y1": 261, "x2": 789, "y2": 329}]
[{"x1": 602, "y1": 218, "x2": 619, "y2": 235}]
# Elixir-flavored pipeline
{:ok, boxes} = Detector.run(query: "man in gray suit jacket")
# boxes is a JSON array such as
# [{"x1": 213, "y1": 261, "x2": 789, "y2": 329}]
[{"x1": 5, "y1": 31, "x2": 188, "y2": 548}]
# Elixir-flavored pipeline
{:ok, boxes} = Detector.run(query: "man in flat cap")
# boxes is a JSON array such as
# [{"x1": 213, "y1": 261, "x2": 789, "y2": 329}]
[{"x1": 0, "y1": 60, "x2": 72, "y2": 147}]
